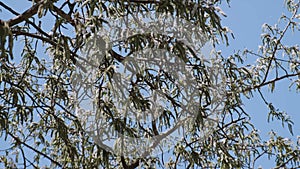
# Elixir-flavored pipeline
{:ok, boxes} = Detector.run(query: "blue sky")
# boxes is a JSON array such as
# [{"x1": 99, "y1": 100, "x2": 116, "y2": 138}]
[
  {"x1": 219, "y1": 1, "x2": 300, "y2": 167},
  {"x1": 1, "y1": 0, "x2": 300, "y2": 168},
  {"x1": 219, "y1": 0, "x2": 300, "y2": 136}
]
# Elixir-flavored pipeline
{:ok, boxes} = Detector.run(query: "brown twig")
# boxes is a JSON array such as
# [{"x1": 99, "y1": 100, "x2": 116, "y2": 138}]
[
  {"x1": 243, "y1": 72, "x2": 300, "y2": 93},
  {"x1": 52, "y1": 5, "x2": 75, "y2": 26}
]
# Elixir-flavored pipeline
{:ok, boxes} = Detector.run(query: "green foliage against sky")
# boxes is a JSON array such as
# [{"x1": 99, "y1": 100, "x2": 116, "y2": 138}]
[{"x1": 0, "y1": 0, "x2": 300, "y2": 168}]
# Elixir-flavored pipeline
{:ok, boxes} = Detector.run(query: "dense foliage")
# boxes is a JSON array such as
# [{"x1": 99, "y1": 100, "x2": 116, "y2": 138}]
[{"x1": 0, "y1": 0, "x2": 300, "y2": 168}]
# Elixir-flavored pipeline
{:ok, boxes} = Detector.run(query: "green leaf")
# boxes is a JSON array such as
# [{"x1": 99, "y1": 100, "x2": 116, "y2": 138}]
[
  {"x1": 270, "y1": 81, "x2": 275, "y2": 92},
  {"x1": 288, "y1": 123, "x2": 293, "y2": 136},
  {"x1": 12, "y1": 90, "x2": 18, "y2": 106},
  {"x1": 8, "y1": 34, "x2": 13, "y2": 60}
]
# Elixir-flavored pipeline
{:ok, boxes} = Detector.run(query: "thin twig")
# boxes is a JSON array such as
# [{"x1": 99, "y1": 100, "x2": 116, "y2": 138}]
[
  {"x1": 260, "y1": 2, "x2": 300, "y2": 85},
  {"x1": 7, "y1": 132, "x2": 62, "y2": 167}
]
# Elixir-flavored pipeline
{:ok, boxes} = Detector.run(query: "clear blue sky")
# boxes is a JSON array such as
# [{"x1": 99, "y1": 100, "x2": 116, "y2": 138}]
[
  {"x1": 219, "y1": 1, "x2": 300, "y2": 168},
  {"x1": 1, "y1": 0, "x2": 299, "y2": 168}
]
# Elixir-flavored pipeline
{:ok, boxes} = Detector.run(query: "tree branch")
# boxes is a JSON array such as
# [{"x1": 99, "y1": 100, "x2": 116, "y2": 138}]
[
  {"x1": 244, "y1": 72, "x2": 300, "y2": 92},
  {"x1": 260, "y1": 3, "x2": 300, "y2": 85},
  {"x1": 127, "y1": 0, "x2": 160, "y2": 3},
  {"x1": 0, "y1": 1, "x2": 19, "y2": 16},
  {"x1": 107, "y1": 0, "x2": 160, "y2": 3},
  {"x1": 11, "y1": 30, "x2": 90, "y2": 70},
  {"x1": 0, "y1": 1, "x2": 43, "y2": 27},
  {"x1": 7, "y1": 132, "x2": 62, "y2": 167},
  {"x1": 0, "y1": 2, "x2": 51, "y2": 39},
  {"x1": 51, "y1": 5, "x2": 75, "y2": 26}
]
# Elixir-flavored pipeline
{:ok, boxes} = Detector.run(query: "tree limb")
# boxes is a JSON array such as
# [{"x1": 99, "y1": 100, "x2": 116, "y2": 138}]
[
  {"x1": 7, "y1": 132, "x2": 62, "y2": 167},
  {"x1": 0, "y1": 1, "x2": 43, "y2": 27},
  {"x1": 244, "y1": 72, "x2": 300, "y2": 92},
  {"x1": 260, "y1": 3, "x2": 300, "y2": 85},
  {"x1": 127, "y1": 0, "x2": 160, "y2": 3},
  {"x1": 0, "y1": 1, "x2": 19, "y2": 16}
]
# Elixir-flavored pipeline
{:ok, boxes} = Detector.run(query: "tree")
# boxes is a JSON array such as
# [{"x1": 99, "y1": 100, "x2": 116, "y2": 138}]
[{"x1": 0, "y1": 0, "x2": 300, "y2": 168}]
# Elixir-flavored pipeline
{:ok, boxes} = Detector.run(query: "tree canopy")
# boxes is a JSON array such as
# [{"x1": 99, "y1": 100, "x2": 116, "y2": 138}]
[{"x1": 0, "y1": 0, "x2": 300, "y2": 168}]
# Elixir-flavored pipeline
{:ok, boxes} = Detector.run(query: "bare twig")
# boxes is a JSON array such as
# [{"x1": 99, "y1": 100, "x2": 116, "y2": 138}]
[{"x1": 0, "y1": 1, "x2": 19, "y2": 15}]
